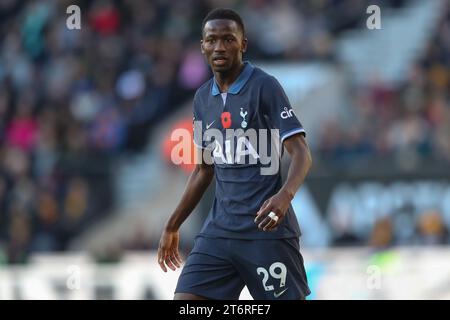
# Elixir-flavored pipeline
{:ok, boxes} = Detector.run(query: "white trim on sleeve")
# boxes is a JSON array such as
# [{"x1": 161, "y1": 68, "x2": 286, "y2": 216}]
[{"x1": 281, "y1": 128, "x2": 306, "y2": 143}]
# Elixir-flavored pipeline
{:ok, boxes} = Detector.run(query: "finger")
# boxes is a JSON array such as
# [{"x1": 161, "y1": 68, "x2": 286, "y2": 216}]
[
  {"x1": 170, "y1": 253, "x2": 181, "y2": 268},
  {"x1": 174, "y1": 251, "x2": 183, "y2": 265},
  {"x1": 255, "y1": 202, "x2": 271, "y2": 224},
  {"x1": 256, "y1": 200, "x2": 270, "y2": 216},
  {"x1": 265, "y1": 218, "x2": 278, "y2": 231},
  {"x1": 158, "y1": 250, "x2": 167, "y2": 272},
  {"x1": 266, "y1": 214, "x2": 284, "y2": 231},
  {"x1": 258, "y1": 215, "x2": 274, "y2": 230},
  {"x1": 265, "y1": 216, "x2": 278, "y2": 231},
  {"x1": 263, "y1": 218, "x2": 277, "y2": 231},
  {"x1": 164, "y1": 255, "x2": 177, "y2": 271},
  {"x1": 257, "y1": 200, "x2": 270, "y2": 214},
  {"x1": 254, "y1": 213, "x2": 264, "y2": 224},
  {"x1": 170, "y1": 252, "x2": 180, "y2": 268}
]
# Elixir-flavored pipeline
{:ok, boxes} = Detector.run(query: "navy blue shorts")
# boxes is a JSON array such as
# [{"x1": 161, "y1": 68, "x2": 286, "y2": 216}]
[{"x1": 175, "y1": 236, "x2": 311, "y2": 300}]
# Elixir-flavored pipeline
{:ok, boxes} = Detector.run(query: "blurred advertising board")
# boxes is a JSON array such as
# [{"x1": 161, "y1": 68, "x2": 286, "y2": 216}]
[{"x1": 1, "y1": 248, "x2": 450, "y2": 300}]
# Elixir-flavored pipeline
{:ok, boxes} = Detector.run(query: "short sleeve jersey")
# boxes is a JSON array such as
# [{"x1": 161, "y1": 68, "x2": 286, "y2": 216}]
[{"x1": 193, "y1": 61, "x2": 306, "y2": 239}]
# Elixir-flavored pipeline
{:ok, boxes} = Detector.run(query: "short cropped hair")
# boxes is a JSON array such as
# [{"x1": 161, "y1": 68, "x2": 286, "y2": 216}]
[{"x1": 202, "y1": 8, "x2": 245, "y2": 37}]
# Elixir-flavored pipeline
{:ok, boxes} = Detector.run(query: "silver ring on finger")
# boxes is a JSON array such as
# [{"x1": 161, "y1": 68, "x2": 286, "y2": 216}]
[{"x1": 268, "y1": 211, "x2": 279, "y2": 222}]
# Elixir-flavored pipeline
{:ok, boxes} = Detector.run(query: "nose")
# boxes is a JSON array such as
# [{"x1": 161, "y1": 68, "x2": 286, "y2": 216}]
[{"x1": 214, "y1": 39, "x2": 226, "y2": 52}]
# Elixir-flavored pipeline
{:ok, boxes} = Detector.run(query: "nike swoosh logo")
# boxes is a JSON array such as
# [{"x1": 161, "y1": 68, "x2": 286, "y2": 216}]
[
  {"x1": 206, "y1": 121, "x2": 215, "y2": 129},
  {"x1": 273, "y1": 288, "x2": 288, "y2": 298}
]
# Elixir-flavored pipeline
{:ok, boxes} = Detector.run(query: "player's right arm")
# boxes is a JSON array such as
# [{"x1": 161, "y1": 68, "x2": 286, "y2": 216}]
[{"x1": 157, "y1": 159, "x2": 214, "y2": 272}]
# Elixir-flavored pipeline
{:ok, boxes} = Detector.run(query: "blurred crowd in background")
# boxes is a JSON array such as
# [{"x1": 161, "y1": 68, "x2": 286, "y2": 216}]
[
  {"x1": 317, "y1": 0, "x2": 450, "y2": 171},
  {"x1": 0, "y1": 0, "x2": 449, "y2": 264}
]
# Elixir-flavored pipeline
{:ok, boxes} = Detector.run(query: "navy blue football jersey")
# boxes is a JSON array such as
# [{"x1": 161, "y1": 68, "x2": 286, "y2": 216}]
[{"x1": 193, "y1": 61, "x2": 305, "y2": 239}]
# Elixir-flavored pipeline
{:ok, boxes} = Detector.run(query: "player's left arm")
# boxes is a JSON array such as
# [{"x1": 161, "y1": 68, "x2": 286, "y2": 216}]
[{"x1": 255, "y1": 133, "x2": 312, "y2": 231}]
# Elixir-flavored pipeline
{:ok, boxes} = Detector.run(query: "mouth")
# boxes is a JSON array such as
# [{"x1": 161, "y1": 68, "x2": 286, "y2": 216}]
[{"x1": 212, "y1": 56, "x2": 228, "y2": 66}]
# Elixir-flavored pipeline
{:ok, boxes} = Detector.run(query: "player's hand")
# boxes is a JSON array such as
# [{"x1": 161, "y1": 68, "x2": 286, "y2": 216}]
[
  {"x1": 157, "y1": 228, "x2": 183, "y2": 272},
  {"x1": 254, "y1": 190, "x2": 292, "y2": 232}
]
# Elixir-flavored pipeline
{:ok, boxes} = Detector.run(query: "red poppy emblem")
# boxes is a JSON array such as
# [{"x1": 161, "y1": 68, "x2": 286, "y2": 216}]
[{"x1": 221, "y1": 112, "x2": 232, "y2": 129}]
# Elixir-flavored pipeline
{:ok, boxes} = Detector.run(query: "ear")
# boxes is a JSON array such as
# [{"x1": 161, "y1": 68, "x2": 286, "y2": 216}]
[
  {"x1": 241, "y1": 37, "x2": 248, "y2": 53},
  {"x1": 200, "y1": 39, "x2": 205, "y2": 55}
]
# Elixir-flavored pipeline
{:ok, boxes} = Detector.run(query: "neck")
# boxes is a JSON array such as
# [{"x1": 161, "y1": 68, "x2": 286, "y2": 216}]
[{"x1": 214, "y1": 62, "x2": 245, "y2": 93}]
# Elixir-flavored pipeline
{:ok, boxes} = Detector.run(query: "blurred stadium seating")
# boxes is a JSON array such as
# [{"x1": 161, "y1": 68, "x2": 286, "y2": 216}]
[{"x1": 0, "y1": 0, "x2": 449, "y2": 299}]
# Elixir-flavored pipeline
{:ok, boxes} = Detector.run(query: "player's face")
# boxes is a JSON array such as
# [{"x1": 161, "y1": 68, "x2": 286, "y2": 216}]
[{"x1": 201, "y1": 19, "x2": 247, "y2": 73}]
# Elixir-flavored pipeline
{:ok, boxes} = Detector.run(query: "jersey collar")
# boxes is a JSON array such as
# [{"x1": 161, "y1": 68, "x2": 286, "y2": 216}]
[{"x1": 211, "y1": 61, "x2": 254, "y2": 96}]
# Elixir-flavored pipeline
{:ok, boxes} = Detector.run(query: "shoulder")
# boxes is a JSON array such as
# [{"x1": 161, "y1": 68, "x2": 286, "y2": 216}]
[
  {"x1": 249, "y1": 67, "x2": 282, "y2": 90},
  {"x1": 249, "y1": 67, "x2": 286, "y2": 104}
]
